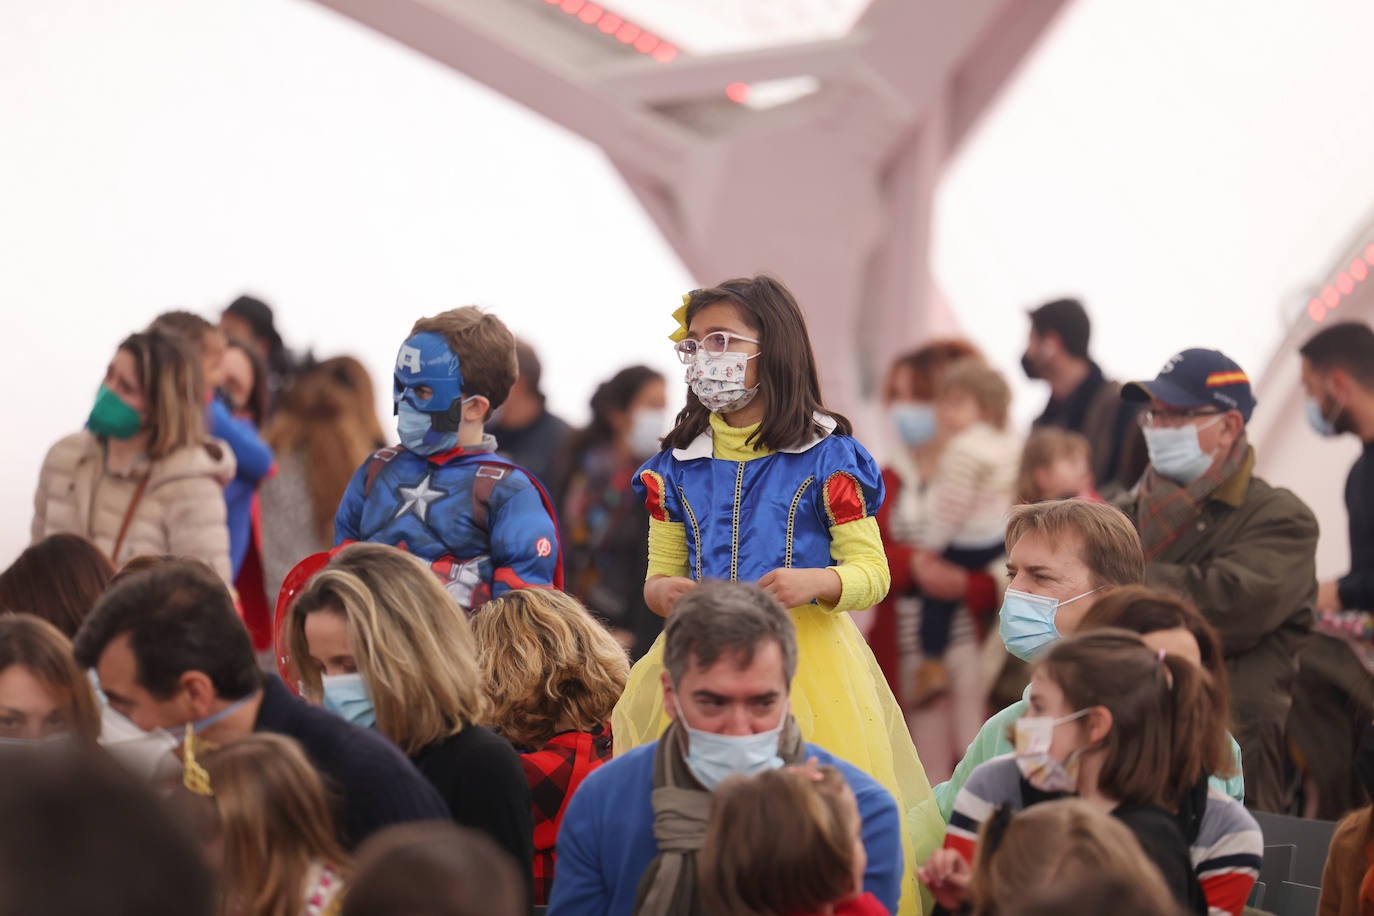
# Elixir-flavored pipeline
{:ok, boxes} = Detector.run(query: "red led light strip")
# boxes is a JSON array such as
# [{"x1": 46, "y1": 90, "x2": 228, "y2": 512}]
[
  {"x1": 1308, "y1": 244, "x2": 1374, "y2": 323},
  {"x1": 544, "y1": 0, "x2": 678, "y2": 62}
]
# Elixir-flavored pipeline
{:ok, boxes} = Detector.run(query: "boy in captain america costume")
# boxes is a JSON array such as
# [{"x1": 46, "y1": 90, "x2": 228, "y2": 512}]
[{"x1": 334, "y1": 307, "x2": 562, "y2": 610}]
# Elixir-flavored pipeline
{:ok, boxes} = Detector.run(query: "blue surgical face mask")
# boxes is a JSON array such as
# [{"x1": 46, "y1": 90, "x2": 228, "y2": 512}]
[
  {"x1": 999, "y1": 586, "x2": 1104, "y2": 662},
  {"x1": 671, "y1": 691, "x2": 787, "y2": 790},
  {"x1": 321, "y1": 673, "x2": 376, "y2": 730},
  {"x1": 1306, "y1": 397, "x2": 1339, "y2": 438},
  {"x1": 891, "y1": 403, "x2": 937, "y2": 448},
  {"x1": 397, "y1": 401, "x2": 459, "y2": 456},
  {"x1": 1142, "y1": 419, "x2": 1220, "y2": 485}
]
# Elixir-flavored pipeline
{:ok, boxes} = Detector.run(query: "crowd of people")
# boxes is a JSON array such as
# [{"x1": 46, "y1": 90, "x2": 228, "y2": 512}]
[{"x1": 4, "y1": 279, "x2": 1374, "y2": 916}]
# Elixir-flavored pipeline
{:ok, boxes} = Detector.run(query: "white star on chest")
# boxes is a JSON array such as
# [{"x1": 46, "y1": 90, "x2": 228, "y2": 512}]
[{"x1": 394, "y1": 473, "x2": 448, "y2": 523}]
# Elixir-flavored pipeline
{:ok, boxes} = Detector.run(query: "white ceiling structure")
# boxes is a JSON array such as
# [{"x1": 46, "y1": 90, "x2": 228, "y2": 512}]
[{"x1": 309, "y1": 0, "x2": 1068, "y2": 417}]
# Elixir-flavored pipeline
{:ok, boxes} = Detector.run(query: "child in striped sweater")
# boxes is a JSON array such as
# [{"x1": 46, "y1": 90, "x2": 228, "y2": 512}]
[{"x1": 910, "y1": 360, "x2": 1019, "y2": 705}]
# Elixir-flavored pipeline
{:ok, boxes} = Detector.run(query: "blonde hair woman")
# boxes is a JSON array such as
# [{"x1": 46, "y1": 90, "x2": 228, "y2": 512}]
[
  {"x1": 31, "y1": 329, "x2": 235, "y2": 580},
  {"x1": 473, "y1": 588, "x2": 629, "y2": 905},
  {"x1": 969, "y1": 799, "x2": 1179, "y2": 916},
  {"x1": 180, "y1": 733, "x2": 349, "y2": 916},
  {"x1": 287, "y1": 543, "x2": 533, "y2": 902}
]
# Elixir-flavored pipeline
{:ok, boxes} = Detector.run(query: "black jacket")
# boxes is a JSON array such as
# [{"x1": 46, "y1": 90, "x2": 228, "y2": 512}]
[{"x1": 412, "y1": 725, "x2": 535, "y2": 905}]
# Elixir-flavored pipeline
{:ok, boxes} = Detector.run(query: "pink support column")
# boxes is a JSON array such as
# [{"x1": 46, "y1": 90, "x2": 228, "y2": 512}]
[{"x1": 309, "y1": 0, "x2": 1070, "y2": 418}]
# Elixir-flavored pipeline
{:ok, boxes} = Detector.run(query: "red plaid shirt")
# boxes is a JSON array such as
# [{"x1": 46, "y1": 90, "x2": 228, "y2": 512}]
[{"x1": 522, "y1": 725, "x2": 613, "y2": 905}]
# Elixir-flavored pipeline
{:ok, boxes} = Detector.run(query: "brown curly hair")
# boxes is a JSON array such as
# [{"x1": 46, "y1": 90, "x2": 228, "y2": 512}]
[{"x1": 472, "y1": 589, "x2": 629, "y2": 748}]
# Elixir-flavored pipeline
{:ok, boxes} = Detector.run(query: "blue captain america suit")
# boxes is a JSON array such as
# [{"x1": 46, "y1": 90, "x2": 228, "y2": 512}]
[
  {"x1": 333, "y1": 330, "x2": 562, "y2": 610},
  {"x1": 333, "y1": 438, "x2": 562, "y2": 610}
]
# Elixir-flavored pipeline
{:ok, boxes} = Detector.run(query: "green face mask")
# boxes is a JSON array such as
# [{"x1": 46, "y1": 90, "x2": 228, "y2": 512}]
[{"x1": 86, "y1": 385, "x2": 143, "y2": 440}]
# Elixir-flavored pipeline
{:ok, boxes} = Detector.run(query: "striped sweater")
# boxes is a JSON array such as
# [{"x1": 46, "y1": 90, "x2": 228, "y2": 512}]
[
  {"x1": 914, "y1": 422, "x2": 1019, "y2": 552},
  {"x1": 945, "y1": 755, "x2": 1262, "y2": 916}
]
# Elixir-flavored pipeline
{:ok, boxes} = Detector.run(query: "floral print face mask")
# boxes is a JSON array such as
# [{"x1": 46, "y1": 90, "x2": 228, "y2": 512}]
[{"x1": 686, "y1": 349, "x2": 760, "y2": 413}]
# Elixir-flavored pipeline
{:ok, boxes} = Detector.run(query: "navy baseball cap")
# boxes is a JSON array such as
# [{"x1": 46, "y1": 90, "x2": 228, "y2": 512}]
[{"x1": 1122, "y1": 348, "x2": 1257, "y2": 422}]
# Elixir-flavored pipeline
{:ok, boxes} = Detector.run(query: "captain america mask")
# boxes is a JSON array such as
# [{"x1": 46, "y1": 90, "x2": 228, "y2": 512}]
[
  {"x1": 394, "y1": 332, "x2": 474, "y2": 454},
  {"x1": 394, "y1": 332, "x2": 465, "y2": 415}
]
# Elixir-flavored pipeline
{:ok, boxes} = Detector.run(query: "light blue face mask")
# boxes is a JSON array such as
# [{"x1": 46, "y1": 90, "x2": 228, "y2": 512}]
[
  {"x1": 1306, "y1": 397, "x2": 1339, "y2": 438},
  {"x1": 321, "y1": 673, "x2": 377, "y2": 730},
  {"x1": 397, "y1": 402, "x2": 460, "y2": 456},
  {"x1": 0, "y1": 732, "x2": 76, "y2": 754},
  {"x1": 157, "y1": 694, "x2": 254, "y2": 747},
  {"x1": 998, "y1": 586, "x2": 1104, "y2": 662},
  {"x1": 1142, "y1": 419, "x2": 1220, "y2": 485},
  {"x1": 891, "y1": 403, "x2": 937, "y2": 448},
  {"x1": 671, "y1": 691, "x2": 787, "y2": 791}
]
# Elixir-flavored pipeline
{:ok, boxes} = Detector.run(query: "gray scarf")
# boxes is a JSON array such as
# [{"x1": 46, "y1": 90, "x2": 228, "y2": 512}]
[{"x1": 631, "y1": 715, "x2": 806, "y2": 916}]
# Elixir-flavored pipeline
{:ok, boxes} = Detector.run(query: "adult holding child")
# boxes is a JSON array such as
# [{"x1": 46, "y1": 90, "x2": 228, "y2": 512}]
[
  {"x1": 31, "y1": 328, "x2": 235, "y2": 579},
  {"x1": 286, "y1": 543, "x2": 534, "y2": 900},
  {"x1": 612, "y1": 276, "x2": 944, "y2": 914},
  {"x1": 873, "y1": 342, "x2": 1002, "y2": 780}
]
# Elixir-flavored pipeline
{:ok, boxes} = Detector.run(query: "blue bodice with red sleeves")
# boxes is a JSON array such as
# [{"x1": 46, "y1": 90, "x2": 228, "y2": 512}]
[{"x1": 632, "y1": 422, "x2": 885, "y2": 584}]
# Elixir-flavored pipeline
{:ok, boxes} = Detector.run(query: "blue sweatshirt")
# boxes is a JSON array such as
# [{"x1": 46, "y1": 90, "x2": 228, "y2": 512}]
[
  {"x1": 548, "y1": 741, "x2": 903, "y2": 916},
  {"x1": 208, "y1": 399, "x2": 273, "y2": 578}
]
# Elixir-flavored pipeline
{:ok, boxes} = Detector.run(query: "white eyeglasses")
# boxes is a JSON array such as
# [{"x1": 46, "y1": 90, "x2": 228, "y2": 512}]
[{"x1": 673, "y1": 331, "x2": 760, "y2": 364}]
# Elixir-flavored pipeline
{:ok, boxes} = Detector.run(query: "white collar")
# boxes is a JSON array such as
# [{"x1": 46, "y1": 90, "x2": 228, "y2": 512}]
[{"x1": 671, "y1": 412, "x2": 838, "y2": 461}]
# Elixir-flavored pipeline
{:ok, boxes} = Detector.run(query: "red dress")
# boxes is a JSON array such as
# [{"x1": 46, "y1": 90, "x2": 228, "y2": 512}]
[
  {"x1": 788, "y1": 892, "x2": 891, "y2": 916},
  {"x1": 521, "y1": 725, "x2": 613, "y2": 905}
]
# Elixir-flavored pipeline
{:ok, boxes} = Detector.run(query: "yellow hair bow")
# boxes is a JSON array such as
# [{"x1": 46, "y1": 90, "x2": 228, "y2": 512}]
[{"x1": 670, "y1": 292, "x2": 692, "y2": 343}]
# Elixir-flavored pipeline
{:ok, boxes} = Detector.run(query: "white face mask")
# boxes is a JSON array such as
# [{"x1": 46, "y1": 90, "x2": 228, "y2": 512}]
[
  {"x1": 1142, "y1": 417, "x2": 1221, "y2": 485},
  {"x1": 1013, "y1": 709, "x2": 1092, "y2": 793},
  {"x1": 627, "y1": 408, "x2": 665, "y2": 458}
]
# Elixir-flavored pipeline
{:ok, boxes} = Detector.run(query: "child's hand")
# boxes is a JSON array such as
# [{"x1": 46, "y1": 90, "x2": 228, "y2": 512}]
[
  {"x1": 644, "y1": 576, "x2": 697, "y2": 616},
  {"x1": 758, "y1": 568, "x2": 842, "y2": 608},
  {"x1": 916, "y1": 848, "x2": 972, "y2": 911}
]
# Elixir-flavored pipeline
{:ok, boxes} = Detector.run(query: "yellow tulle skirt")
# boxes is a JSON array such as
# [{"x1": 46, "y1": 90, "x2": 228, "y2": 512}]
[{"x1": 612, "y1": 605, "x2": 942, "y2": 916}]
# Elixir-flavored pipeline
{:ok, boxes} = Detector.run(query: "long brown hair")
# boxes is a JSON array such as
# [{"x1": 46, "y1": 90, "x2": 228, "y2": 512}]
[
  {"x1": 473, "y1": 589, "x2": 629, "y2": 747},
  {"x1": 0, "y1": 534, "x2": 114, "y2": 637},
  {"x1": 1039, "y1": 629, "x2": 1210, "y2": 809},
  {"x1": 699, "y1": 766, "x2": 859, "y2": 915},
  {"x1": 193, "y1": 734, "x2": 349, "y2": 916},
  {"x1": 266, "y1": 357, "x2": 386, "y2": 544},
  {"x1": 0, "y1": 615, "x2": 101, "y2": 741},
  {"x1": 1078, "y1": 586, "x2": 1234, "y2": 783},
  {"x1": 288, "y1": 544, "x2": 487, "y2": 754},
  {"x1": 119, "y1": 329, "x2": 208, "y2": 459},
  {"x1": 662, "y1": 276, "x2": 851, "y2": 452}
]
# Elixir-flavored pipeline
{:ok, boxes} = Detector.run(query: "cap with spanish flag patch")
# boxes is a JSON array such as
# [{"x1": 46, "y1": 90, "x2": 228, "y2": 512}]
[{"x1": 1122, "y1": 348, "x2": 1256, "y2": 422}]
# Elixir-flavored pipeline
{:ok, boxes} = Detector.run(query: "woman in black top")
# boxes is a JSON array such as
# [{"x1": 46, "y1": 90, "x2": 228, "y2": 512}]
[{"x1": 286, "y1": 543, "x2": 533, "y2": 903}]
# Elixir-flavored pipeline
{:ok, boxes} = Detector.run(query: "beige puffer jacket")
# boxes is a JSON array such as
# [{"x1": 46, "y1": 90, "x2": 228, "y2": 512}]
[{"x1": 31, "y1": 431, "x2": 236, "y2": 582}]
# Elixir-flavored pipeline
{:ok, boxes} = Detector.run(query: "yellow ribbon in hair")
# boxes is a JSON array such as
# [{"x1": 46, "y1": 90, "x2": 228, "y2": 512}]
[
  {"x1": 670, "y1": 292, "x2": 692, "y2": 343},
  {"x1": 182, "y1": 723, "x2": 214, "y2": 797}
]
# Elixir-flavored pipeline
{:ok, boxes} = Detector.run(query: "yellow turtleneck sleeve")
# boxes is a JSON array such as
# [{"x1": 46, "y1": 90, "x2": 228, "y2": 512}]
[{"x1": 643, "y1": 415, "x2": 890, "y2": 612}]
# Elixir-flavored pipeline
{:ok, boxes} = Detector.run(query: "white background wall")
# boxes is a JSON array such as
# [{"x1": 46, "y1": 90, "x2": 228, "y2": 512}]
[{"x1": 5, "y1": 0, "x2": 1374, "y2": 574}]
